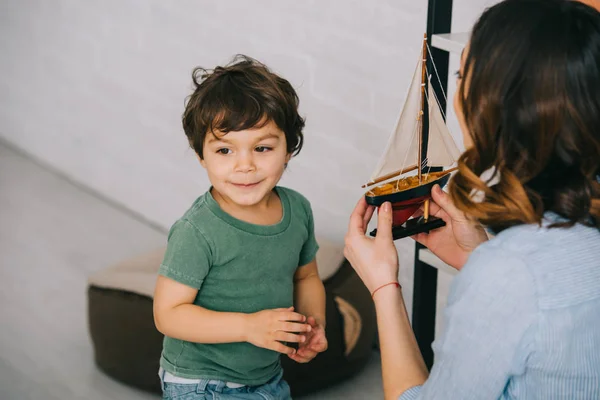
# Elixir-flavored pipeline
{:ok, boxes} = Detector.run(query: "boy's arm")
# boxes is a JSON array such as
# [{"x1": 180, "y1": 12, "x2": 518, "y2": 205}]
[
  {"x1": 293, "y1": 259, "x2": 326, "y2": 328},
  {"x1": 291, "y1": 258, "x2": 328, "y2": 363},
  {"x1": 153, "y1": 275, "x2": 247, "y2": 343},
  {"x1": 153, "y1": 275, "x2": 309, "y2": 354}
]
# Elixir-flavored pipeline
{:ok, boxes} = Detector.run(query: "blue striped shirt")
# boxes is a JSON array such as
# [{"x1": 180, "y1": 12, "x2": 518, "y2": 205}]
[{"x1": 401, "y1": 214, "x2": 600, "y2": 399}]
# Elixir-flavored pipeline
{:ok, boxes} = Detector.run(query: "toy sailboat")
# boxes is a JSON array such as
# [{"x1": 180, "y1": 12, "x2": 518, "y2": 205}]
[{"x1": 364, "y1": 34, "x2": 461, "y2": 240}]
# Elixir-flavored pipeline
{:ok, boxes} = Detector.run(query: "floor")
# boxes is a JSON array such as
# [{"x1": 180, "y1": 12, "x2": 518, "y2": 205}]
[{"x1": 0, "y1": 141, "x2": 383, "y2": 399}]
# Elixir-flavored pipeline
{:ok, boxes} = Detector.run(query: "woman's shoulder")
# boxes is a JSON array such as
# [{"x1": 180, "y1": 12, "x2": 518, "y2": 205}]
[
  {"x1": 460, "y1": 218, "x2": 600, "y2": 309},
  {"x1": 484, "y1": 214, "x2": 599, "y2": 261}
]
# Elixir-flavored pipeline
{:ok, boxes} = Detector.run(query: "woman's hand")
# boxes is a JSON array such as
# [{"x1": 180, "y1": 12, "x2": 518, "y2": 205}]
[
  {"x1": 413, "y1": 184, "x2": 488, "y2": 270},
  {"x1": 344, "y1": 198, "x2": 399, "y2": 294}
]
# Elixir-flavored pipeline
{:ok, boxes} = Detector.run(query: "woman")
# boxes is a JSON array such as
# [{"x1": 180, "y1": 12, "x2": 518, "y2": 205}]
[{"x1": 344, "y1": 0, "x2": 600, "y2": 399}]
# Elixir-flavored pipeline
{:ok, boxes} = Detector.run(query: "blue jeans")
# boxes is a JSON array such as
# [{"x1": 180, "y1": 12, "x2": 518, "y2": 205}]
[{"x1": 159, "y1": 369, "x2": 292, "y2": 400}]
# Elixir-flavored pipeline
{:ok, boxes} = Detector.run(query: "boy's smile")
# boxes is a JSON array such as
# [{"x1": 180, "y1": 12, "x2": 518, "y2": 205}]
[
  {"x1": 199, "y1": 119, "x2": 291, "y2": 219},
  {"x1": 231, "y1": 182, "x2": 260, "y2": 188}
]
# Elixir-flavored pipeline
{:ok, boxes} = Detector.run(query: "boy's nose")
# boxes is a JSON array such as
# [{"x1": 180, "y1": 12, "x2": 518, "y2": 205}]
[{"x1": 234, "y1": 153, "x2": 256, "y2": 172}]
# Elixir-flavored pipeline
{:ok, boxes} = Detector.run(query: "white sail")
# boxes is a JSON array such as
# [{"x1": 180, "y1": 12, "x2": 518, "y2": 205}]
[
  {"x1": 368, "y1": 56, "x2": 460, "y2": 183},
  {"x1": 426, "y1": 81, "x2": 461, "y2": 167},
  {"x1": 369, "y1": 59, "x2": 422, "y2": 182}
]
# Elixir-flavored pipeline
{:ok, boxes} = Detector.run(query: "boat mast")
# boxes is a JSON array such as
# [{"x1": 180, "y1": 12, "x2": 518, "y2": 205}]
[
  {"x1": 420, "y1": 34, "x2": 431, "y2": 221},
  {"x1": 418, "y1": 33, "x2": 427, "y2": 184}
]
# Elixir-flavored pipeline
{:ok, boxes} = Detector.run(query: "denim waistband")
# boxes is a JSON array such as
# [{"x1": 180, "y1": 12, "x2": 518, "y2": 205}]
[{"x1": 158, "y1": 367, "x2": 246, "y2": 389}]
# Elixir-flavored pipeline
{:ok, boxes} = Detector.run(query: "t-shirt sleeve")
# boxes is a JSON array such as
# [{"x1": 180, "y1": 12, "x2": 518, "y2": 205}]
[
  {"x1": 398, "y1": 245, "x2": 537, "y2": 400},
  {"x1": 298, "y1": 198, "x2": 319, "y2": 267},
  {"x1": 158, "y1": 219, "x2": 212, "y2": 289}
]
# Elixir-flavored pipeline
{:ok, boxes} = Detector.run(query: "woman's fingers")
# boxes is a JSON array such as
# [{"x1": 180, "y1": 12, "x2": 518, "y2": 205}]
[
  {"x1": 362, "y1": 205, "x2": 375, "y2": 233},
  {"x1": 431, "y1": 185, "x2": 462, "y2": 219},
  {"x1": 414, "y1": 198, "x2": 443, "y2": 219},
  {"x1": 426, "y1": 200, "x2": 444, "y2": 218},
  {"x1": 348, "y1": 197, "x2": 370, "y2": 235},
  {"x1": 411, "y1": 232, "x2": 430, "y2": 247}
]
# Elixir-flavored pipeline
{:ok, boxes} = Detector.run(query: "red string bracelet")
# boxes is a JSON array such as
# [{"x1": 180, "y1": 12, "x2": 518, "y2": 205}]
[{"x1": 371, "y1": 281, "x2": 401, "y2": 298}]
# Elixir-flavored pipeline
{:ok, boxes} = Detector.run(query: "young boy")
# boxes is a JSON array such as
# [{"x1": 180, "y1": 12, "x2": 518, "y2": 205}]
[{"x1": 153, "y1": 55, "x2": 327, "y2": 400}]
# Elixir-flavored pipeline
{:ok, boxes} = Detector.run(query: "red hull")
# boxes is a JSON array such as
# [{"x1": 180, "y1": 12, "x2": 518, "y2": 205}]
[{"x1": 389, "y1": 194, "x2": 431, "y2": 226}]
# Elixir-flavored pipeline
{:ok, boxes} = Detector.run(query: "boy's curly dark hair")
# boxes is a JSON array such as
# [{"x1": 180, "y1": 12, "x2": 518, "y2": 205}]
[{"x1": 182, "y1": 55, "x2": 305, "y2": 159}]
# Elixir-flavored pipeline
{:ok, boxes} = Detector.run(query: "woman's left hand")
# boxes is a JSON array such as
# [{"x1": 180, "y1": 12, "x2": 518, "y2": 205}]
[{"x1": 344, "y1": 198, "x2": 399, "y2": 294}]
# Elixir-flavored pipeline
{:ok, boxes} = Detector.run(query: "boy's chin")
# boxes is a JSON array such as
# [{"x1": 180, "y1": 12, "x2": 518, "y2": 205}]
[
  {"x1": 223, "y1": 187, "x2": 273, "y2": 207},
  {"x1": 232, "y1": 192, "x2": 271, "y2": 207}
]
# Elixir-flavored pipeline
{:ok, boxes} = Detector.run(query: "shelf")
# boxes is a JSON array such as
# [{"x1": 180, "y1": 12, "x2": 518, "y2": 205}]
[{"x1": 431, "y1": 32, "x2": 469, "y2": 54}]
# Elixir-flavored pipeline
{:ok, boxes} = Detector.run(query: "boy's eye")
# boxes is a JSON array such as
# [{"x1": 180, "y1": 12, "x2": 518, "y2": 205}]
[
  {"x1": 216, "y1": 148, "x2": 231, "y2": 155},
  {"x1": 255, "y1": 146, "x2": 272, "y2": 153}
]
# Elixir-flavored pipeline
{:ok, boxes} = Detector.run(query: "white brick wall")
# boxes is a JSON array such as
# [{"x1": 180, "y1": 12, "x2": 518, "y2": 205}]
[
  {"x1": 0, "y1": 0, "x2": 426, "y2": 238},
  {"x1": 0, "y1": 0, "x2": 497, "y2": 317}
]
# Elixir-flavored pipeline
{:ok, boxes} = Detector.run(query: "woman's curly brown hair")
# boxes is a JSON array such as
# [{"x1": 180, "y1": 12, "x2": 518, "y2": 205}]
[
  {"x1": 182, "y1": 55, "x2": 305, "y2": 159},
  {"x1": 450, "y1": 0, "x2": 600, "y2": 233}
]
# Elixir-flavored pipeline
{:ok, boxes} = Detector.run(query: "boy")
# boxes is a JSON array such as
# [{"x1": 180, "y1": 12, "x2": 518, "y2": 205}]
[{"x1": 153, "y1": 55, "x2": 327, "y2": 400}]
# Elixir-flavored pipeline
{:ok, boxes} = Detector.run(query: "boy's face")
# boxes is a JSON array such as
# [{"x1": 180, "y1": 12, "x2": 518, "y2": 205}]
[{"x1": 200, "y1": 119, "x2": 291, "y2": 208}]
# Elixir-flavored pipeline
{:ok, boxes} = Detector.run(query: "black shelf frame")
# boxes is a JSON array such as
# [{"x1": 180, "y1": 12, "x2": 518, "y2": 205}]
[{"x1": 411, "y1": 0, "x2": 453, "y2": 370}]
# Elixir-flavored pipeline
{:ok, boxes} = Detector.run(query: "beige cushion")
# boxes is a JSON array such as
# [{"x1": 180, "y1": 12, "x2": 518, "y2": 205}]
[
  {"x1": 314, "y1": 237, "x2": 345, "y2": 281},
  {"x1": 87, "y1": 248, "x2": 164, "y2": 298},
  {"x1": 88, "y1": 237, "x2": 345, "y2": 298}
]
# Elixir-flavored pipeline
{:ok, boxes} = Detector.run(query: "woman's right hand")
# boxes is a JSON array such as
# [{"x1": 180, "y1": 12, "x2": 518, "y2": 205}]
[{"x1": 413, "y1": 184, "x2": 488, "y2": 270}]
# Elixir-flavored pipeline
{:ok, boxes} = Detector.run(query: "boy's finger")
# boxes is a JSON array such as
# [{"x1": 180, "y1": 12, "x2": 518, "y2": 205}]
[
  {"x1": 275, "y1": 331, "x2": 305, "y2": 343},
  {"x1": 289, "y1": 350, "x2": 312, "y2": 363},
  {"x1": 308, "y1": 340, "x2": 327, "y2": 353},
  {"x1": 297, "y1": 347, "x2": 318, "y2": 360},
  {"x1": 272, "y1": 341, "x2": 296, "y2": 355},
  {"x1": 281, "y1": 321, "x2": 312, "y2": 333},
  {"x1": 281, "y1": 312, "x2": 307, "y2": 322},
  {"x1": 272, "y1": 307, "x2": 294, "y2": 312},
  {"x1": 288, "y1": 352, "x2": 310, "y2": 363}
]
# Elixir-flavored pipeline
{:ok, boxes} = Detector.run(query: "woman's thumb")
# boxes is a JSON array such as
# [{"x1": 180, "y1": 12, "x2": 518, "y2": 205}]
[
  {"x1": 432, "y1": 184, "x2": 460, "y2": 218},
  {"x1": 375, "y1": 202, "x2": 393, "y2": 241}
]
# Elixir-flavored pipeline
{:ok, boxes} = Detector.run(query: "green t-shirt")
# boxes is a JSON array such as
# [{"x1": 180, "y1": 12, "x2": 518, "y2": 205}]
[{"x1": 158, "y1": 186, "x2": 319, "y2": 385}]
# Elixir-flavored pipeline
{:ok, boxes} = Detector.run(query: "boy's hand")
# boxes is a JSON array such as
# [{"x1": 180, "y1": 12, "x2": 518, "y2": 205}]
[
  {"x1": 245, "y1": 307, "x2": 312, "y2": 355},
  {"x1": 288, "y1": 316, "x2": 328, "y2": 363}
]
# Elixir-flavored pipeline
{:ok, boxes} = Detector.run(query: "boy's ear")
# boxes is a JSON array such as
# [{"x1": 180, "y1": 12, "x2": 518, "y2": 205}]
[{"x1": 285, "y1": 153, "x2": 292, "y2": 164}]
